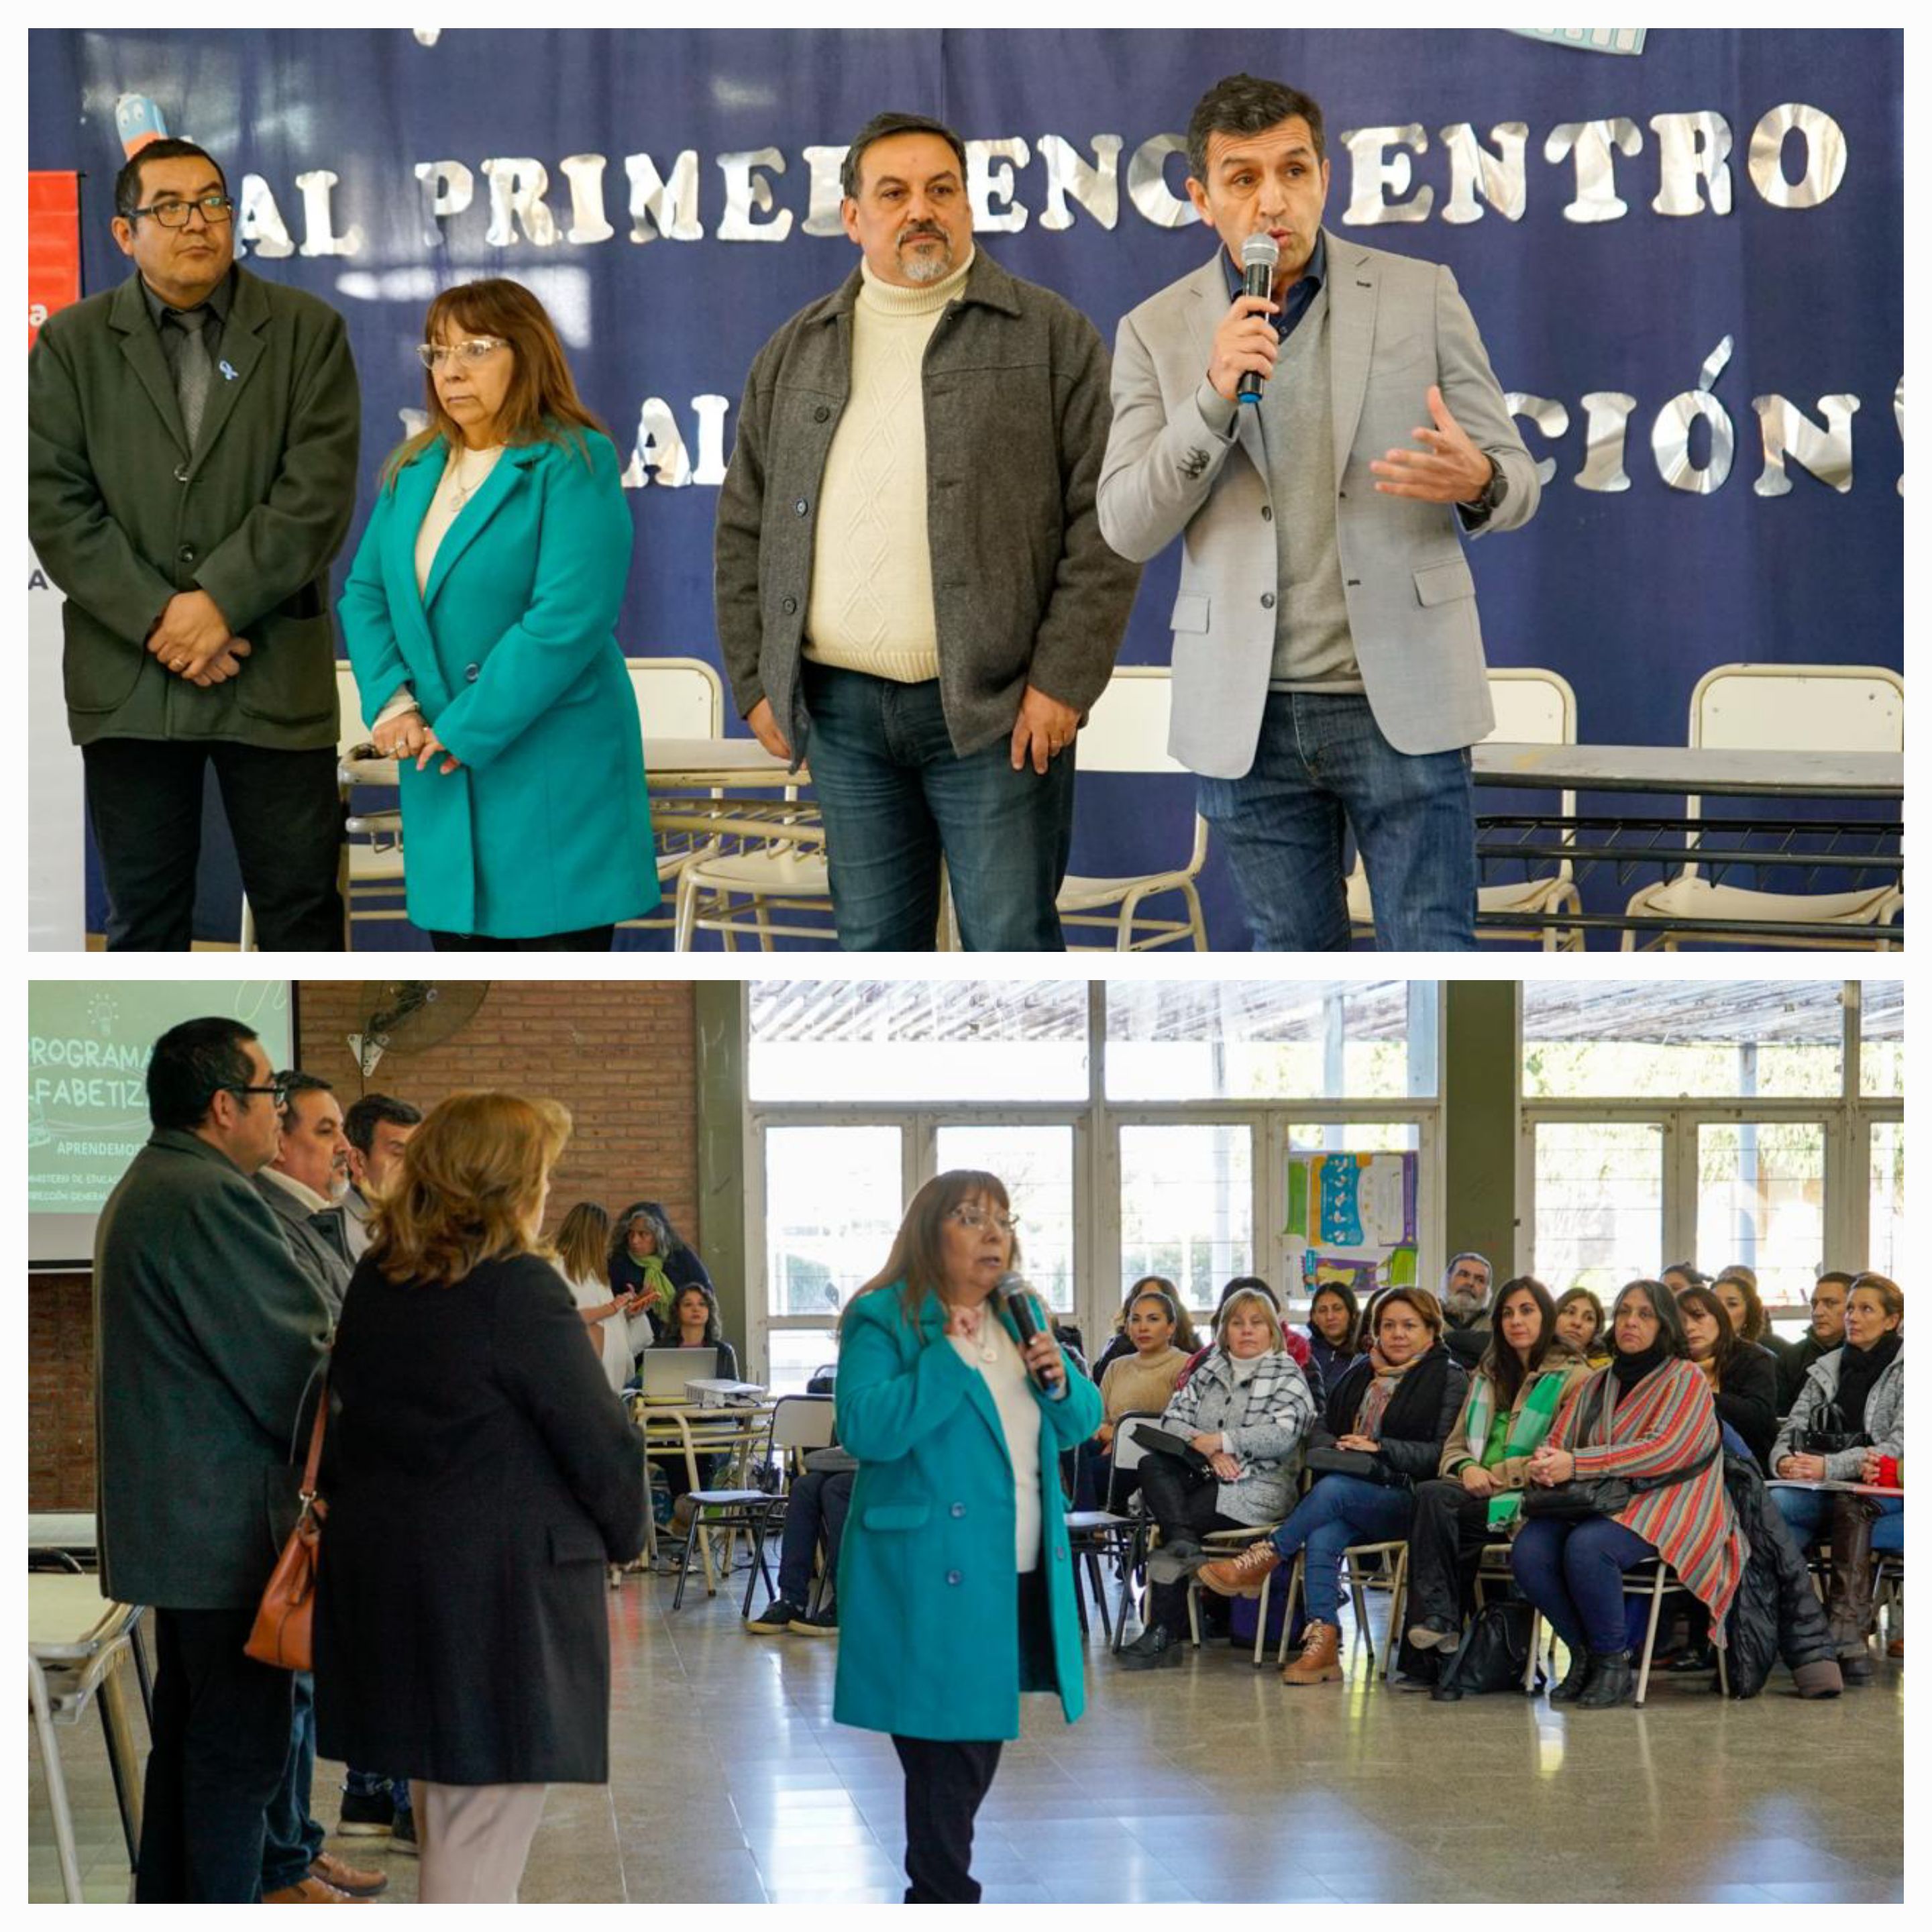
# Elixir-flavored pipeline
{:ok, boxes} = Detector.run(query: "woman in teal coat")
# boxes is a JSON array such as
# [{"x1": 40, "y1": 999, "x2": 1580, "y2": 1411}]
[
  {"x1": 338, "y1": 278, "x2": 657, "y2": 948},
  {"x1": 834, "y1": 1169, "x2": 1100, "y2": 1904}
]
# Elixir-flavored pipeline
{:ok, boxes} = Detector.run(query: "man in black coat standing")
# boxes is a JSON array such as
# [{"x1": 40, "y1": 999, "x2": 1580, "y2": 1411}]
[{"x1": 94, "y1": 1017, "x2": 330, "y2": 1901}]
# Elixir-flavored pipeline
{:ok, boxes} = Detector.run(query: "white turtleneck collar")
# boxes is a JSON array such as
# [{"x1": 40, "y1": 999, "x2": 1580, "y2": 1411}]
[{"x1": 858, "y1": 246, "x2": 977, "y2": 317}]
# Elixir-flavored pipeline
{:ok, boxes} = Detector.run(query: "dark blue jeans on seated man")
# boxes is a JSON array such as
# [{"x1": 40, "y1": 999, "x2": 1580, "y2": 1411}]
[
  {"x1": 259, "y1": 1670, "x2": 325, "y2": 1895},
  {"x1": 800, "y1": 659, "x2": 1074, "y2": 951},
  {"x1": 1195, "y1": 690, "x2": 1479, "y2": 952}
]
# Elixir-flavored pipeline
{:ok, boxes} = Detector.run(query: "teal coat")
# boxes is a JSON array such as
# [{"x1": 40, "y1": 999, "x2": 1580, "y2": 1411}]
[
  {"x1": 833, "y1": 1285, "x2": 1103, "y2": 1741},
  {"x1": 337, "y1": 429, "x2": 658, "y2": 938}
]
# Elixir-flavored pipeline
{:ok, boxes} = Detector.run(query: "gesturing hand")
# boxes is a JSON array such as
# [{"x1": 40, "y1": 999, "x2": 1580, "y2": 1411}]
[{"x1": 1369, "y1": 384, "x2": 1494, "y2": 504}]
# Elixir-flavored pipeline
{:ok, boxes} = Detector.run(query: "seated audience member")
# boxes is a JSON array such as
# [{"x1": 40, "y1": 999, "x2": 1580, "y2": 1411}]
[
  {"x1": 1712, "y1": 1265, "x2": 1786, "y2": 1371},
  {"x1": 1403, "y1": 1278, "x2": 1590, "y2": 1679},
  {"x1": 1177, "y1": 1277, "x2": 1317, "y2": 1401},
  {"x1": 1553, "y1": 1287, "x2": 1611, "y2": 1368},
  {"x1": 747, "y1": 1448, "x2": 856, "y2": 1636},
  {"x1": 1676, "y1": 1285, "x2": 1778, "y2": 1468},
  {"x1": 1088, "y1": 1285, "x2": 1197, "y2": 1508},
  {"x1": 1304, "y1": 1283, "x2": 1362, "y2": 1398},
  {"x1": 1771, "y1": 1274, "x2": 1904, "y2": 1682},
  {"x1": 1440, "y1": 1252, "x2": 1496, "y2": 1371},
  {"x1": 1511, "y1": 1278, "x2": 1746, "y2": 1709},
  {"x1": 1776, "y1": 1271, "x2": 1854, "y2": 1413},
  {"x1": 652, "y1": 1283, "x2": 743, "y2": 1509},
  {"x1": 1091, "y1": 1276, "x2": 1185, "y2": 1380},
  {"x1": 610, "y1": 1201, "x2": 713, "y2": 1354},
  {"x1": 1661, "y1": 1261, "x2": 1710, "y2": 1296},
  {"x1": 1118, "y1": 1288, "x2": 1316, "y2": 1669},
  {"x1": 1198, "y1": 1289, "x2": 1466, "y2": 1687},
  {"x1": 554, "y1": 1203, "x2": 643, "y2": 1395}
]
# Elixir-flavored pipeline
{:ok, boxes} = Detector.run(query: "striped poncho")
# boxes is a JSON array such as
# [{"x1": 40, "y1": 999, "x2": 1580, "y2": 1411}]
[{"x1": 1553, "y1": 1356, "x2": 1748, "y2": 1640}]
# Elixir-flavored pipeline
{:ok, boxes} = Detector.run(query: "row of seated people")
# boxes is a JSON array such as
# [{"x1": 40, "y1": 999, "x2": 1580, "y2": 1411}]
[{"x1": 1104, "y1": 1271, "x2": 1904, "y2": 1705}]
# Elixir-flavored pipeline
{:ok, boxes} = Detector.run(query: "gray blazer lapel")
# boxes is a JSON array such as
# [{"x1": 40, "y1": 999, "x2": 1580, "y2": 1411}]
[
  {"x1": 107, "y1": 277, "x2": 189, "y2": 457},
  {"x1": 185, "y1": 270, "x2": 268, "y2": 474},
  {"x1": 1326, "y1": 232, "x2": 1378, "y2": 478}
]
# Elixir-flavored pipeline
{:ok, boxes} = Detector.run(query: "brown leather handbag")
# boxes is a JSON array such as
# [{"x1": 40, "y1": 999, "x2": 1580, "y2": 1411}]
[{"x1": 246, "y1": 1377, "x2": 329, "y2": 1671}]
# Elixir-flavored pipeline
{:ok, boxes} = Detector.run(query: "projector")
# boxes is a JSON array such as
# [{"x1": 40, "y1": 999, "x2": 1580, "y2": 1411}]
[{"x1": 684, "y1": 1379, "x2": 765, "y2": 1407}]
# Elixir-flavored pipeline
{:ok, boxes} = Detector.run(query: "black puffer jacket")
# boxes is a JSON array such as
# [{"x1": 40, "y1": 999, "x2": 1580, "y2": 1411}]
[
  {"x1": 1311, "y1": 1346, "x2": 1468, "y2": 1488},
  {"x1": 1719, "y1": 1452, "x2": 1837, "y2": 1697}
]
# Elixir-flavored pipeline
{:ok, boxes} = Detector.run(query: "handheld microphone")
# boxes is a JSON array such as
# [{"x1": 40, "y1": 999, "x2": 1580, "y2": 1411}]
[
  {"x1": 1236, "y1": 231, "x2": 1281, "y2": 407},
  {"x1": 993, "y1": 1271, "x2": 1067, "y2": 1401}
]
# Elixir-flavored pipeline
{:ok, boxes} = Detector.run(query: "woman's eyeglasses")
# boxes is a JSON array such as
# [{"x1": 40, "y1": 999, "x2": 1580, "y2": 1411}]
[
  {"x1": 947, "y1": 1207, "x2": 1019, "y2": 1234},
  {"x1": 415, "y1": 336, "x2": 509, "y2": 370}
]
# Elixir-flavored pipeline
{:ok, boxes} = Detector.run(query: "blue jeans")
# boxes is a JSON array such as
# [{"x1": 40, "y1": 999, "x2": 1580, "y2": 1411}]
[
  {"x1": 259, "y1": 1671, "x2": 325, "y2": 1892},
  {"x1": 343, "y1": 1766, "x2": 413, "y2": 1819},
  {"x1": 1511, "y1": 1516, "x2": 1658, "y2": 1657},
  {"x1": 799, "y1": 660, "x2": 1073, "y2": 951},
  {"x1": 1196, "y1": 691, "x2": 1477, "y2": 951},
  {"x1": 1774, "y1": 1486, "x2": 1905, "y2": 1550},
  {"x1": 1268, "y1": 1474, "x2": 1415, "y2": 1623}
]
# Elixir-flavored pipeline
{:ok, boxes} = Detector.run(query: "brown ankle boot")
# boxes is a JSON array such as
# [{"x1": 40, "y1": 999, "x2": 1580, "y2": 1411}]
[
  {"x1": 1827, "y1": 1493, "x2": 1880, "y2": 1670},
  {"x1": 1281, "y1": 1619, "x2": 1344, "y2": 1686},
  {"x1": 1198, "y1": 1541, "x2": 1282, "y2": 1599}
]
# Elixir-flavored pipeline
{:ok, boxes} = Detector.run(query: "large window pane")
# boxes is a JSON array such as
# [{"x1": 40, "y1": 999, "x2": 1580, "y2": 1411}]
[
  {"x1": 1106, "y1": 981, "x2": 1437, "y2": 1102},
  {"x1": 1869, "y1": 1122, "x2": 1904, "y2": 1282},
  {"x1": 749, "y1": 981, "x2": 1087, "y2": 1102},
  {"x1": 935, "y1": 1125, "x2": 1074, "y2": 1313},
  {"x1": 765, "y1": 1329, "x2": 838, "y2": 1398},
  {"x1": 1695, "y1": 1123, "x2": 1826, "y2": 1316},
  {"x1": 1118, "y1": 1124, "x2": 1252, "y2": 1317},
  {"x1": 1521, "y1": 981, "x2": 1845, "y2": 1099},
  {"x1": 763, "y1": 1126, "x2": 902, "y2": 1320},
  {"x1": 1860, "y1": 980, "x2": 1904, "y2": 1097},
  {"x1": 1532, "y1": 1122, "x2": 1664, "y2": 1295}
]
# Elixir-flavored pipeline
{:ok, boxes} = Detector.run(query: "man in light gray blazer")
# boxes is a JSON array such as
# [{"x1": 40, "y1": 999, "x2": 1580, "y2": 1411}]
[{"x1": 1099, "y1": 74, "x2": 1539, "y2": 951}]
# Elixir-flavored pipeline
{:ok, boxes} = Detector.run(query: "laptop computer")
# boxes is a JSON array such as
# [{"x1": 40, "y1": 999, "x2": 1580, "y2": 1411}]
[{"x1": 638, "y1": 1347, "x2": 718, "y2": 1397}]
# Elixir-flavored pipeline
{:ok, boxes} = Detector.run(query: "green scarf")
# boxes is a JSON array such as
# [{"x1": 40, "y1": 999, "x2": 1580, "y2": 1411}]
[
  {"x1": 1458, "y1": 1368, "x2": 1570, "y2": 1532},
  {"x1": 633, "y1": 1254, "x2": 674, "y2": 1320}
]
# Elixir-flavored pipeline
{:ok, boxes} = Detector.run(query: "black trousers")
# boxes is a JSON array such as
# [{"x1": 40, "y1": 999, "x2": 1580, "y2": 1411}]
[
  {"x1": 1405, "y1": 1477, "x2": 1498, "y2": 1629},
  {"x1": 428, "y1": 924, "x2": 616, "y2": 952},
  {"x1": 136, "y1": 1607, "x2": 297, "y2": 1902},
  {"x1": 83, "y1": 738, "x2": 344, "y2": 951},
  {"x1": 1134, "y1": 1450, "x2": 1242, "y2": 1635},
  {"x1": 891, "y1": 1568, "x2": 1054, "y2": 1903}
]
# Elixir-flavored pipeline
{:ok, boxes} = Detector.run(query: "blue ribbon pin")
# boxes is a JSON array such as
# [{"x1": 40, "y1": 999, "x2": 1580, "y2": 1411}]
[{"x1": 219, "y1": 359, "x2": 238, "y2": 382}]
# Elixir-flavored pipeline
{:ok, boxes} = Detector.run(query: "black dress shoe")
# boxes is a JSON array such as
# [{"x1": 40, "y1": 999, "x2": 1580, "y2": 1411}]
[
  {"x1": 1576, "y1": 1650, "x2": 1635, "y2": 1708},
  {"x1": 1118, "y1": 1625, "x2": 1182, "y2": 1670},
  {"x1": 1668, "y1": 1643, "x2": 1716, "y2": 1674}
]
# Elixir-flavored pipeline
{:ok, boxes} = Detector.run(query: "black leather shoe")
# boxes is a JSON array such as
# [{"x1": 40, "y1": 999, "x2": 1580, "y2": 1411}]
[
  {"x1": 1576, "y1": 1650, "x2": 1635, "y2": 1708},
  {"x1": 1668, "y1": 1642, "x2": 1716, "y2": 1674},
  {"x1": 1118, "y1": 1625, "x2": 1182, "y2": 1670},
  {"x1": 1548, "y1": 1644, "x2": 1592, "y2": 1703}
]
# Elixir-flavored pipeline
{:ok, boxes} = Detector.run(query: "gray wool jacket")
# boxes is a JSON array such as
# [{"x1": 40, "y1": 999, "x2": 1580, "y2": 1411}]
[
  {"x1": 1159, "y1": 1348, "x2": 1316, "y2": 1527},
  {"x1": 1770, "y1": 1343, "x2": 1904, "y2": 1481},
  {"x1": 713, "y1": 250, "x2": 1142, "y2": 760}
]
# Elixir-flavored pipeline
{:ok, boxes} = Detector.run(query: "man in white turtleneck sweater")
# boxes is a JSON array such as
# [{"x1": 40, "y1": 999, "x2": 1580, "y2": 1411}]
[{"x1": 715, "y1": 111, "x2": 1141, "y2": 951}]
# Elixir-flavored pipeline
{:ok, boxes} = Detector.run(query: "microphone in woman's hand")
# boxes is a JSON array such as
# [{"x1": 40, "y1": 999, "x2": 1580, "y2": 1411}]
[{"x1": 994, "y1": 1272, "x2": 1067, "y2": 1400}]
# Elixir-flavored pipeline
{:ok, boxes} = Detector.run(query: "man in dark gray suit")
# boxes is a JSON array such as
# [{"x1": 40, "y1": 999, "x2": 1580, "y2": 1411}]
[
  {"x1": 255, "y1": 1071, "x2": 353, "y2": 1318},
  {"x1": 28, "y1": 138, "x2": 360, "y2": 950},
  {"x1": 1099, "y1": 75, "x2": 1540, "y2": 950},
  {"x1": 94, "y1": 1017, "x2": 329, "y2": 1900}
]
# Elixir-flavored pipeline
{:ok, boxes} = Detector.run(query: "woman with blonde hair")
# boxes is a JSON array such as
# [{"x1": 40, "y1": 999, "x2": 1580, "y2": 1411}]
[
  {"x1": 315, "y1": 1093, "x2": 645, "y2": 1902},
  {"x1": 339, "y1": 278, "x2": 657, "y2": 948},
  {"x1": 553, "y1": 1201, "x2": 641, "y2": 1393}
]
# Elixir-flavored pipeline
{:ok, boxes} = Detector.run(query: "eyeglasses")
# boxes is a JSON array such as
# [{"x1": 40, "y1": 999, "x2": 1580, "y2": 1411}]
[
  {"x1": 415, "y1": 337, "x2": 509, "y2": 370},
  {"x1": 130, "y1": 194, "x2": 235, "y2": 229},
  {"x1": 229, "y1": 1082, "x2": 290, "y2": 1108},
  {"x1": 947, "y1": 1207, "x2": 1019, "y2": 1234}
]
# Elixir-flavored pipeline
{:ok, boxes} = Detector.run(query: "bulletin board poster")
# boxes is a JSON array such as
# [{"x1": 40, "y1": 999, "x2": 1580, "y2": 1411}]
[{"x1": 1284, "y1": 1152, "x2": 1418, "y2": 1300}]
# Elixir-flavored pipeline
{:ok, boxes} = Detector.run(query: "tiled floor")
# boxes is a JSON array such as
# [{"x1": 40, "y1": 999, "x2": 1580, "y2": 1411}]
[{"x1": 30, "y1": 1570, "x2": 1904, "y2": 1903}]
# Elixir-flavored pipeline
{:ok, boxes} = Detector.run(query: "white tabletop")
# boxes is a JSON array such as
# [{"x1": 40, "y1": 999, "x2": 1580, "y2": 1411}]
[
  {"x1": 341, "y1": 735, "x2": 800, "y2": 790},
  {"x1": 28, "y1": 1513, "x2": 97, "y2": 1552},
  {"x1": 1474, "y1": 742, "x2": 1903, "y2": 798},
  {"x1": 28, "y1": 1571, "x2": 125, "y2": 1656}
]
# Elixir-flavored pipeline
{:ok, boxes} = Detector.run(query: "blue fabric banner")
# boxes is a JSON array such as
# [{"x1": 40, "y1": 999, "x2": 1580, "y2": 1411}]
[{"x1": 29, "y1": 28, "x2": 1902, "y2": 947}]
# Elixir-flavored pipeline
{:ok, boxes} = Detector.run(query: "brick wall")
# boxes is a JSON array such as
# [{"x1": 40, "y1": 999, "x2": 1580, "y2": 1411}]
[
  {"x1": 292, "y1": 979, "x2": 700, "y2": 1244},
  {"x1": 28, "y1": 979, "x2": 702, "y2": 1511}
]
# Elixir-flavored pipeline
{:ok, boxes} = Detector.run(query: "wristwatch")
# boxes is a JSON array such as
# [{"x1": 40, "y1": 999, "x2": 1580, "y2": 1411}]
[{"x1": 1462, "y1": 458, "x2": 1509, "y2": 517}]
